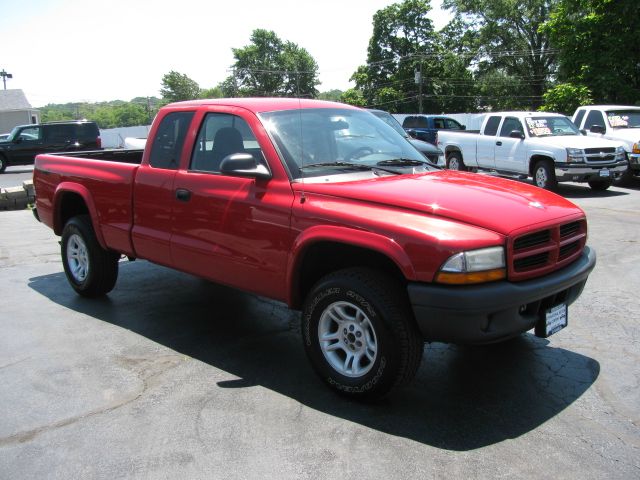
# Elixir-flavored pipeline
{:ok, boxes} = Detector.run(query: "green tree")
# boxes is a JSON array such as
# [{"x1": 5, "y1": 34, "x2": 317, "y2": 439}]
[
  {"x1": 340, "y1": 88, "x2": 367, "y2": 107},
  {"x1": 539, "y1": 83, "x2": 593, "y2": 114},
  {"x1": 199, "y1": 87, "x2": 223, "y2": 99},
  {"x1": 443, "y1": 0, "x2": 556, "y2": 109},
  {"x1": 224, "y1": 29, "x2": 320, "y2": 97},
  {"x1": 543, "y1": 0, "x2": 640, "y2": 105},
  {"x1": 160, "y1": 71, "x2": 201, "y2": 102},
  {"x1": 351, "y1": 0, "x2": 476, "y2": 113},
  {"x1": 318, "y1": 89, "x2": 344, "y2": 102}
]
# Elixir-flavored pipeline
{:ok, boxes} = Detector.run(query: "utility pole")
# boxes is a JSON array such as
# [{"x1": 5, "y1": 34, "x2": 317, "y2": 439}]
[
  {"x1": 414, "y1": 60, "x2": 423, "y2": 114},
  {"x1": 1, "y1": 69, "x2": 13, "y2": 90}
]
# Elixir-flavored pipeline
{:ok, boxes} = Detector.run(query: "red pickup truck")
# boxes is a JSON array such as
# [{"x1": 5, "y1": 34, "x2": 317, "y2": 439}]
[{"x1": 33, "y1": 98, "x2": 596, "y2": 399}]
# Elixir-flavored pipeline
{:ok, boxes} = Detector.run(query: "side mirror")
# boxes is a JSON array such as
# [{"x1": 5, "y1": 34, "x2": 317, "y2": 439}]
[
  {"x1": 509, "y1": 130, "x2": 525, "y2": 139},
  {"x1": 220, "y1": 153, "x2": 271, "y2": 180},
  {"x1": 14, "y1": 136, "x2": 23, "y2": 144},
  {"x1": 461, "y1": 125, "x2": 466, "y2": 130},
  {"x1": 590, "y1": 125, "x2": 605, "y2": 134},
  {"x1": 405, "y1": 129, "x2": 417, "y2": 138},
  {"x1": 580, "y1": 129, "x2": 587, "y2": 135}
]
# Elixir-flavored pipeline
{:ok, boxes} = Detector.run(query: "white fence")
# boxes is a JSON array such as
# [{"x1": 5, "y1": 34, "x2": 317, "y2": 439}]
[{"x1": 100, "y1": 125, "x2": 151, "y2": 148}]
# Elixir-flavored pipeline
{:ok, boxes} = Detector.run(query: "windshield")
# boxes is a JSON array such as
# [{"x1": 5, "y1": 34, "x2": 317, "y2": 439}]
[
  {"x1": 605, "y1": 110, "x2": 640, "y2": 128},
  {"x1": 260, "y1": 108, "x2": 429, "y2": 180},
  {"x1": 369, "y1": 110, "x2": 408, "y2": 137},
  {"x1": 524, "y1": 116, "x2": 581, "y2": 137}
]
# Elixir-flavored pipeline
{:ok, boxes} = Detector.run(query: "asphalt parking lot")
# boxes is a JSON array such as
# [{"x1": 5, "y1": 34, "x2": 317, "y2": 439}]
[{"x1": 1, "y1": 177, "x2": 639, "y2": 479}]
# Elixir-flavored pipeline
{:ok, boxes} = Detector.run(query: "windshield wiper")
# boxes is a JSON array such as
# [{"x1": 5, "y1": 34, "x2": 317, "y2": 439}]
[
  {"x1": 377, "y1": 158, "x2": 428, "y2": 167},
  {"x1": 300, "y1": 161, "x2": 400, "y2": 175}
]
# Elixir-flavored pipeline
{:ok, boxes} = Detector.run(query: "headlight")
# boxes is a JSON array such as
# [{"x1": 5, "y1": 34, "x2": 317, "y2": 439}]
[
  {"x1": 615, "y1": 146, "x2": 626, "y2": 159},
  {"x1": 566, "y1": 148, "x2": 584, "y2": 163},
  {"x1": 436, "y1": 246, "x2": 506, "y2": 284}
]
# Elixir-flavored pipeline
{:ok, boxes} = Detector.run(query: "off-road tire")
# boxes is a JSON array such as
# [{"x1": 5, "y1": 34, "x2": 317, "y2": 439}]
[
  {"x1": 301, "y1": 268, "x2": 423, "y2": 400},
  {"x1": 61, "y1": 215, "x2": 119, "y2": 297}
]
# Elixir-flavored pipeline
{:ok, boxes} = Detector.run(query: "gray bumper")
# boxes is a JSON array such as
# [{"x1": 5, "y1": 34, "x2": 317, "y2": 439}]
[
  {"x1": 407, "y1": 246, "x2": 596, "y2": 345},
  {"x1": 554, "y1": 162, "x2": 627, "y2": 182}
]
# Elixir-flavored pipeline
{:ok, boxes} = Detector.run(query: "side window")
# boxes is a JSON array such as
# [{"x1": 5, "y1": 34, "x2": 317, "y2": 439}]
[
  {"x1": 483, "y1": 116, "x2": 502, "y2": 136},
  {"x1": 149, "y1": 111, "x2": 194, "y2": 169},
  {"x1": 18, "y1": 127, "x2": 42, "y2": 142},
  {"x1": 45, "y1": 124, "x2": 75, "y2": 142},
  {"x1": 190, "y1": 113, "x2": 261, "y2": 173},
  {"x1": 573, "y1": 109, "x2": 586, "y2": 128},
  {"x1": 444, "y1": 118, "x2": 462, "y2": 130},
  {"x1": 585, "y1": 110, "x2": 605, "y2": 129},
  {"x1": 499, "y1": 117, "x2": 524, "y2": 137},
  {"x1": 433, "y1": 118, "x2": 445, "y2": 129}
]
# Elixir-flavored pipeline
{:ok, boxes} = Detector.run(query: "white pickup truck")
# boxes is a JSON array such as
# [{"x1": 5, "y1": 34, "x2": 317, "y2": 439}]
[
  {"x1": 437, "y1": 111, "x2": 628, "y2": 190},
  {"x1": 572, "y1": 105, "x2": 640, "y2": 179}
]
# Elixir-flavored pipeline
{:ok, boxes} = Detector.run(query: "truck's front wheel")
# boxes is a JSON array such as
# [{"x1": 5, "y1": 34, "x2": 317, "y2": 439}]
[
  {"x1": 0, "y1": 155, "x2": 7, "y2": 173},
  {"x1": 533, "y1": 160, "x2": 557, "y2": 190},
  {"x1": 302, "y1": 268, "x2": 423, "y2": 400},
  {"x1": 61, "y1": 215, "x2": 120, "y2": 297}
]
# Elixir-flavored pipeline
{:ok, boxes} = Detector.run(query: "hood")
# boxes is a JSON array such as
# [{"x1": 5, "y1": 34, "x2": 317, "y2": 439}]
[
  {"x1": 604, "y1": 128, "x2": 640, "y2": 147},
  {"x1": 297, "y1": 171, "x2": 583, "y2": 236},
  {"x1": 531, "y1": 135, "x2": 625, "y2": 150}
]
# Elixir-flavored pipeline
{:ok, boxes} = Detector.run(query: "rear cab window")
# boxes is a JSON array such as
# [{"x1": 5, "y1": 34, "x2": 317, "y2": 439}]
[
  {"x1": 149, "y1": 111, "x2": 195, "y2": 169},
  {"x1": 483, "y1": 116, "x2": 502, "y2": 136}
]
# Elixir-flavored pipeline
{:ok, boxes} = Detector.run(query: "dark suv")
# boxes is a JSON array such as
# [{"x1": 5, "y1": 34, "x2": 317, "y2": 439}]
[{"x1": 0, "y1": 120, "x2": 101, "y2": 172}]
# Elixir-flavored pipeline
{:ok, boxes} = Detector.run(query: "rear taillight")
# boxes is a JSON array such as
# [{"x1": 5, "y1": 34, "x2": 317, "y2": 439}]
[{"x1": 96, "y1": 136, "x2": 102, "y2": 148}]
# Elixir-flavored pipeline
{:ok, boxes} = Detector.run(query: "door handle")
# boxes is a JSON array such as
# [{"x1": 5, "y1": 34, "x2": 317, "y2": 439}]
[
  {"x1": 175, "y1": 188, "x2": 191, "y2": 202},
  {"x1": 496, "y1": 141, "x2": 502, "y2": 146}
]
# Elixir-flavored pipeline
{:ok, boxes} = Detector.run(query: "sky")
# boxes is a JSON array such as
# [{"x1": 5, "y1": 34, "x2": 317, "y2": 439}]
[{"x1": 0, "y1": 0, "x2": 452, "y2": 107}]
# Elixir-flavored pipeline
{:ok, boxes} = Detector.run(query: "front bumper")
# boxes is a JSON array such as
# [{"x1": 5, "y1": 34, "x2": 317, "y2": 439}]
[
  {"x1": 407, "y1": 246, "x2": 596, "y2": 345},
  {"x1": 554, "y1": 162, "x2": 627, "y2": 182}
]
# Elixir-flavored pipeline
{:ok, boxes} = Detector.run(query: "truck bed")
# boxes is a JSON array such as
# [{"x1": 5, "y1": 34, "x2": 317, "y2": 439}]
[{"x1": 34, "y1": 151, "x2": 142, "y2": 256}]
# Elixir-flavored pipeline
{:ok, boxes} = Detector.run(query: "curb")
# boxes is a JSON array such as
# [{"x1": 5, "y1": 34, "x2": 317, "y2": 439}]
[{"x1": 0, "y1": 180, "x2": 35, "y2": 211}]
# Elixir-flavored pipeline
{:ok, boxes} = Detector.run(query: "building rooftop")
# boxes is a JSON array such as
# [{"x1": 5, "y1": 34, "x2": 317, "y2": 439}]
[{"x1": 0, "y1": 89, "x2": 33, "y2": 111}]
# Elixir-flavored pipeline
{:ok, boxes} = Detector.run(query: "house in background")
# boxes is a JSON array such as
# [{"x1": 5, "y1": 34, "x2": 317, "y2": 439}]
[{"x1": 0, "y1": 89, "x2": 40, "y2": 134}]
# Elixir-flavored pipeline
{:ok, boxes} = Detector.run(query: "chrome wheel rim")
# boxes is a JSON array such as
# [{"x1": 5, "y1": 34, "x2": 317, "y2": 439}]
[
  {"x1": 535, "y1": 167, "x2": 548, "y2": 187},
  {"x1": 67, "y1": 233, "x2": 89, "y2": 282},
  {"x1": 318, "y1": 301, "x2": 378, "y2": 378},
  {"x1": 449, "y1": 157, "x2": 460, "y2": 170}
]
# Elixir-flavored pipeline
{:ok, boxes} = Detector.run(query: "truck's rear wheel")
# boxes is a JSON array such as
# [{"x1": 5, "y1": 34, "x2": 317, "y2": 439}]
[
  {"x1": 533, "y1": 160, "x2": 557, "y2": 190},
  {"x1": 588, "y1": 179, "x2": 612, "y2": 191},
  {"x1": 61, "y1": 215, "x2": 119, "y2": 297},
  {"x1": 0, "y1": 155, "x2": 6, "y2": 173},
  {"x1": 302, "y1": 268, "x2": 423, "y2": 400},
  {"x1": 447, "y1": 152, "x2": 467, "y2": 171}
]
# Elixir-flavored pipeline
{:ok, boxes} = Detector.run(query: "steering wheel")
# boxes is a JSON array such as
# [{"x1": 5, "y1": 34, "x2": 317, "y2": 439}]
[{"x1": 344, "y1": 147, "x2": 374, "y2": 161}]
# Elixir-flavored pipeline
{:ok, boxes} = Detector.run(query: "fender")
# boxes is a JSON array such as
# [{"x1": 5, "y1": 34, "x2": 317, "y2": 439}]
[
  {"x1": 53, "y1": 182, "x2": 108, "y2": 249},
  {"x1": 286, "y1": 224, "x2": 416, "y2": 306}
]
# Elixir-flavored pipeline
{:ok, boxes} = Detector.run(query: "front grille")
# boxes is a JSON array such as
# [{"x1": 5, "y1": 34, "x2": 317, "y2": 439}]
[
  {"x1": 584, "y1": 147, "x2": 615, "y2": 154},
  {"x1": 509, "y1": 219, "x2": 587, "y2": 281}
]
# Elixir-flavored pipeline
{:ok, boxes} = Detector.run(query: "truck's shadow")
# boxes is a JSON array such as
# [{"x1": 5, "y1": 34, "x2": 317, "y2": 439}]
[{"x1": 29, "y1": 261, "x2": 599, "y2": 451}]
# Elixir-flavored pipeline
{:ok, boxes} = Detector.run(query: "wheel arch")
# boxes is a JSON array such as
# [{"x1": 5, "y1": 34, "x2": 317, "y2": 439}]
[
  {"x1": 287, "y1": 227, "x2": 414, "y2": 309},
  {"x1": 529, "y1": 154, "x2": 555, "y2": 176},
  {"x1": 53, "y1": 183, "x2": 107, "y2": 248}
]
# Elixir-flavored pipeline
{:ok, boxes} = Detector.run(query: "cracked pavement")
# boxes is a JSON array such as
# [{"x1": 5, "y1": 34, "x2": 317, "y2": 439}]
[{"x1": 0, "y1": 179, "x2": 639, "y2": 479}]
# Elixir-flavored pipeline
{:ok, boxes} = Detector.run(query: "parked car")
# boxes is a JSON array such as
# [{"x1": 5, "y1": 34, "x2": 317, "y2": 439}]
[
  {"x1": 33, "y1": 98, "x2": 596, "y2": 399},
  {"x1": 572, "y1": 105, "x2": 640, "y2": 179},
  {"x1": 437, "y1": 111, "x2": 627, "y2": 190},
  {"x1": 0, "y1": 120, "x2": 101, "y2": 173},
  {"x1": 368, "y1": 109, "x2": 444, "y2": 165},
  {"x1": 402, "y1": 115, "x2": 467, "y2": 145}
]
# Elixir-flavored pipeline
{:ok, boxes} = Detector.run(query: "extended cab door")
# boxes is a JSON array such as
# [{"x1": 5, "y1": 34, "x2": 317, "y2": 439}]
[
  {"x1": 494, "y1": 117, "x2": 527, "y2": 173},
  {"x1": 476, "y1": 115, "x2": 501, "y2": 168},
  {"x1": 132, "y1": 110, "x2": 195, "y2": 265},
  {"x1": 170, "y1": 108, "x2": 295, "y2": 301}
]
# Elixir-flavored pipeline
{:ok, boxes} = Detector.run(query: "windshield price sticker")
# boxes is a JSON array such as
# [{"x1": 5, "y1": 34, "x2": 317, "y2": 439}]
[
  {"x1": 545, "y1": 303, "x2": 567, "y2": 336},
  {"x1": 607, "y1": 114, "x2": 629, "y2": 127},
  {"x1": 525, "y1": 118, "x2": 551, "y2": 136}
]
